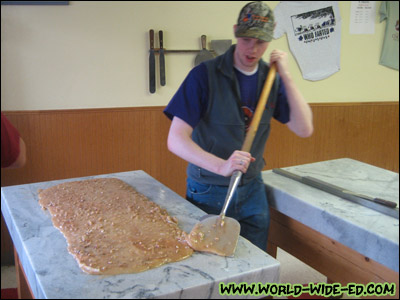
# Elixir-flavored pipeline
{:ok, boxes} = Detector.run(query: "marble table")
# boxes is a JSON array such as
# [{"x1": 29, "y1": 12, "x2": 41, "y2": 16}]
[
  {"x1": 262, "y1": 158, "x2": 399, "y2": 297},
  {"x1": 1, "y1": 170, "x2": 280, "y2": 299}
]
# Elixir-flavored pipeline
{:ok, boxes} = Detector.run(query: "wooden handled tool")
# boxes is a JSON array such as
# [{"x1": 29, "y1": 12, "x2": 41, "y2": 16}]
[
  {"x1": 159, "y1": 30, "x2": 166, "y2": 86},
  {"x1": 149, "y1": 29, "x2": 156, "y2": 93}
]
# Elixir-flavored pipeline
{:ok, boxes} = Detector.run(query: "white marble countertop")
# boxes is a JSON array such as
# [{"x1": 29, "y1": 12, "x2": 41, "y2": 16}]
[
  {"x1": 1, "y1": 170, "x2": 280, "y2": 299},
  {"x1": 262, "y1": 158, "x2": 399, "y2": 273}
]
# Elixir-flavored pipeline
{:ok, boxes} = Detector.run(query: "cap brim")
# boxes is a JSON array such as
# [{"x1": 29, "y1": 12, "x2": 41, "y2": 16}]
[{"x1": 235, "y1": 28, "x2": 273, "y2": 42}]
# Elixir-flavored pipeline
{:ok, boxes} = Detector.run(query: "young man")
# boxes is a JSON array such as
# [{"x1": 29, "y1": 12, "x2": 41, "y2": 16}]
[{"x1": 164, "y1": 1, "x2": 313, "y2": 251}]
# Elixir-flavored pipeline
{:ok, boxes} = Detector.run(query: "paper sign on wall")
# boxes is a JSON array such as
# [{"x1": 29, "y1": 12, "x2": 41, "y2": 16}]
[{"x1": 350, "y1": 1, "x2": 376, "y2": 34}]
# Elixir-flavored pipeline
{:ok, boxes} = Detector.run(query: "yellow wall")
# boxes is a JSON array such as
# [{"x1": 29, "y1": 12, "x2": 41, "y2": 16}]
[{"x1": 1, "y1": 1, "x2": 398, "y2": 111}]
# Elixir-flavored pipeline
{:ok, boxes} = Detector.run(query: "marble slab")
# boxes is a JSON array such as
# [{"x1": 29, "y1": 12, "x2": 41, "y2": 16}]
[
  {"x1": 262, "y1": 158, "x2": 399, "y2": 272},
  {"x1": 1, "y1": 170, "x2": 280, "y2": 299}
]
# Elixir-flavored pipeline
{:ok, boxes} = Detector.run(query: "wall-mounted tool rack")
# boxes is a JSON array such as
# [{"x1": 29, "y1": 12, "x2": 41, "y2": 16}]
[{"x1": 148, "y1": 29, "x2": 231, "y2": 93}]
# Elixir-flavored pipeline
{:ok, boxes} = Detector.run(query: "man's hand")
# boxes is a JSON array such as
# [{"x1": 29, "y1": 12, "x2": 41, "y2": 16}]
[
  {"x1": 270, "y1": 49, "x2": 290, "y2": 80},
  {"x1": 218, "y1": 150, "x2": 255, "y2": 177}
]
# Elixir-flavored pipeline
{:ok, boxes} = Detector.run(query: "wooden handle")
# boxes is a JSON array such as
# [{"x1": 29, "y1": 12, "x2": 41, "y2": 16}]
[
  {"x1": 149, "y1": 29, "x2": 154, "y2": 49},
  {"x1": 159, "y1": 30, "x2": 163, "y2": 49},
  {"x1": 241, "y1": 64, "x2": 276, "y2": 152},
  {"x1": 201, "y1": 35, "x2": 207, "y2": 50},
  {"x1": 373, "y1": 198, "x2": 397, "y2": 208}
]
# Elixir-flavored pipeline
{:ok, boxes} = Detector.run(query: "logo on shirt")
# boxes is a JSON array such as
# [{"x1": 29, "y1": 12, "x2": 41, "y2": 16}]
[
  {"x1": 393, "y1": 20, "x2": 399, "y2": 42},
  {"x1": 291, "y1": 6, "x2": 336, "y2": 43},
  {"x1": 242, "y1": 106, "x2": 254, "y2": 131}
]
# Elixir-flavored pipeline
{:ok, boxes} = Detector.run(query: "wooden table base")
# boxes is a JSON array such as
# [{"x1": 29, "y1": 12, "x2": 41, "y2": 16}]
[
  {"x1": 14, "y1": 247, "x2": 34, "y2": 299},
  {"x1": 267, "y1": 208, "x2": 399, "y2": 299}
]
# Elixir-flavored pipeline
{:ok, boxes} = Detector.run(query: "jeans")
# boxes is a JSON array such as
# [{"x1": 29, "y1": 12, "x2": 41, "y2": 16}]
[{"x1": 186, "y1": 174, "x2": 270, "y2": 251}]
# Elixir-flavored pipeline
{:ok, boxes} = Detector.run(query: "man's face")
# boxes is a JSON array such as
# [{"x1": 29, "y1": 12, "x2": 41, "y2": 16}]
[{"x1": 234, "y1": 35, "x2": 269, "y2": 72}]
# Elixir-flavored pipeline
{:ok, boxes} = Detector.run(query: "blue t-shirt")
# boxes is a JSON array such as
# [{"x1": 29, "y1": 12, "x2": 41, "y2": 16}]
[{"x1": 164, "y1": 63, "x2": 290, "y2": 129}]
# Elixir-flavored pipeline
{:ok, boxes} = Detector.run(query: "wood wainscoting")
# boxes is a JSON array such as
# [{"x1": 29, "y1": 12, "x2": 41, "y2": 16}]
[
  {"x1": 2, "y1": 102, "x2": 398, "y2": 193},
  {"x1": 265, "y1": 101, "x2": 399, "y2": 172},
  {"x1": 1, "y1": 101, "x2": 399, "y2": 264}
]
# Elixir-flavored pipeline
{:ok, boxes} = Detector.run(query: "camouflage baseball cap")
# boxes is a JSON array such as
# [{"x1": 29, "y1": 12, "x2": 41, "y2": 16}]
[{"x1": 235, "y1": 1, "x2": 275, "y2": 42}]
